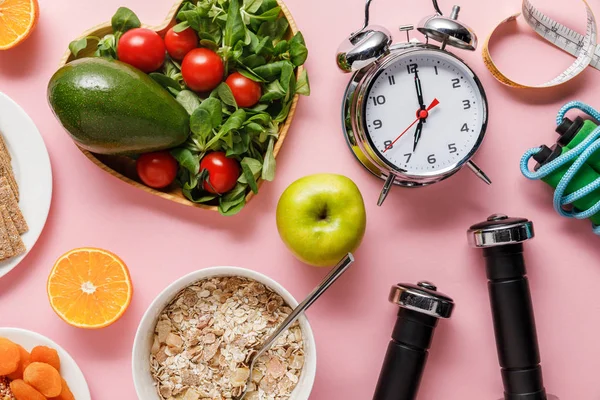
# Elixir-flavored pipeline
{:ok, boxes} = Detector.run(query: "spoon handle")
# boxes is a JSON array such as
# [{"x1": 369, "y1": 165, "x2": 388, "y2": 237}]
[{"x1": 256, "y1": 253, "x2": 355, "y2": 356}]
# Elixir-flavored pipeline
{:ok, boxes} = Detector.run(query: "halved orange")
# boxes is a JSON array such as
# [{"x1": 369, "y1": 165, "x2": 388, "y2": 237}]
[
  {"x1": 0, "y1": 0, "x2": 39, "y2": 50},
  {"x1": 47, "y1": 248, "x2": 133, "y2": 329}
]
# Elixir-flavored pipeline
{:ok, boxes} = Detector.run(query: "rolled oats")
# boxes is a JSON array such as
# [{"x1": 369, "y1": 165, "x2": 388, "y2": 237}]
[
  {"x1": 0, "y1": 377, "x2": 15, "y2": 400},
  {"x1": 150, "y1": 277, "x2": 305, "y2": 400}
]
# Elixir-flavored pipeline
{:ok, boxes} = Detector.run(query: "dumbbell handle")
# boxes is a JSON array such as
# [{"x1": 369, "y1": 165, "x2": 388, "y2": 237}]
[
  {"x1": 372, "y1": 341, "x2": 427, "y2": 400},
  {"x1": 484, "y1": 244, "x2": 547, "y2": 400},
  {"x1": 372, "y1": 309, "x2": 437, "y2": 400}
]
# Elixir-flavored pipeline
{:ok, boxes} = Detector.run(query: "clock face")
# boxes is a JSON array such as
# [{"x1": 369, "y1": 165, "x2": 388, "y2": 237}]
[{"x1": 363, "y1": 49, "x2": 487, "y2": 177}]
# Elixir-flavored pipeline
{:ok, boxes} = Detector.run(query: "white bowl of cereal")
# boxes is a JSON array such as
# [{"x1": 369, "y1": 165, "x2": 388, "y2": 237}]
[{"x1": 132, "y1": 267, "x2": 317, "y2": 400}]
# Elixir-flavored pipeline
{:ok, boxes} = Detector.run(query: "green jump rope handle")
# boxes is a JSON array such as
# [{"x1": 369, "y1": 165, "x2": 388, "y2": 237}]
[
  {"x1": 533, "y1": 144, "x2": 600, "y2": 226},
  {"x1": 521, "y1": 102, "x2": 600, "y2": 234},
  {"x1": 557, "y1": 118, "x2": 600, "y2": 171}
]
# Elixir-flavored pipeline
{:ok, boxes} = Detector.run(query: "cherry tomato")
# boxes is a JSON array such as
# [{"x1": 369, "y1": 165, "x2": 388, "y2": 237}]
[
  {"x1": 164, "y1": 27, "x2": 198, "y2": 61},
  {"x1": 225, "y1": 72, "x2": 262, "y2": 108},
  {"x1": 136, "y1": 151, "x2": 178, "y2": 189},
  {"x1": 181, "y1": 48, "x2": 224, "y2": 92},
  {"x1": 200, "y1": 152, "x2": 240, "y2": 194},
  {"x1": 117, "y1": 28, "x2": 166, "y2": 73}
]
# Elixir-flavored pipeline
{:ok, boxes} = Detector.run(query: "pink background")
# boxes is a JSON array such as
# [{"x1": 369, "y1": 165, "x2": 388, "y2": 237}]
[{"x1": 0, "y1": 0, "x2": 599, "y2": 398}]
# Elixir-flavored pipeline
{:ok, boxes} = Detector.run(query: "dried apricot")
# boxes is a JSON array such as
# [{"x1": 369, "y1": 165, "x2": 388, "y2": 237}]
[
  {"x1": 7, "y1": 344, "x2": 31, "y2": 380},
  {"x1": 49, "y1": 378, "x2": 75, "y2": 400},
  {"x1": 30, "y1": 345, "x2": 60, "y2": 371},
  {"x1": 23, "y1": 362, "x2": 62, "y2": 397},
  {"x1": 0, "y1": 337, "x2": 20, "y2": 375},
  {"x1": 9, "y1": 379, "x2": 46, "y2": 400}
]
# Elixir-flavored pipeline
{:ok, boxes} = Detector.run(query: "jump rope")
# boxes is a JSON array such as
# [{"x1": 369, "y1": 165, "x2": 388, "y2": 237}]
[{"x1": 521, "y1": 101, "x2": 600, "y2": 234}]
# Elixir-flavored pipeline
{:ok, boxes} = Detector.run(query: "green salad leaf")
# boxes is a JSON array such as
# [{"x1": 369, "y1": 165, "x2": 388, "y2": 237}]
[
  {"x1": 224, "y1": 0, "x2": 247, "y2": 48},
  {"x1": 111, "y1": 7, "x2": 141, "y2": 38},
  {"x1": 260, "y1": 80, "x2": 285, "y2": 102},
  {"x1": 69, "y1": 37, "x2": 90, "y2": 57},
  {"x1": 218, "y1": 183, "x2": 247, "y2": 215},
  {"x1": 190, "y1": 108, "x2": 213, "y2": 139},
  {"x1": 176, "y1": 90, "x2": 201, "y2": 115},
  {"x1": 95, "y1": 34, "x2": 117, "y2": 59},
  {"x1": 200, "y1": 97, "x2": 223, "y2": 128},
  {"x1": 171, "y1": 148, "x2": 199, "y2": 176},
  {"x1": 262, "y1": 138, "x2": 276, "y2": 181},
  {"x1": 296, "y1": 69, "x2": 310, "y2": 95},
  {"x1": 240, "y1": 158, "x2": 260, "y2": 194},
  {"x1": 149, "y1": 73, "x2": 183, "y2": 93},
  {"x1": 289, "y1": 32, "x2": 308, "y2": 66},
  {"x1": 243, "y1": 0, "x2": 263, "y2": 14},
  {"x1": 215, "y1": 83, "x2": 238, "y2": 108},
  {"x1": 257, "y1": 18, "x2": 288, "y2": 41}
]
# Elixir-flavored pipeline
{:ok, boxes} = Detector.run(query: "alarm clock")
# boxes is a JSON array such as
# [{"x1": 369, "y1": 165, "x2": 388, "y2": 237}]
[{"x1": 338, "y1": 0, "x2": 491, "y2": 206}]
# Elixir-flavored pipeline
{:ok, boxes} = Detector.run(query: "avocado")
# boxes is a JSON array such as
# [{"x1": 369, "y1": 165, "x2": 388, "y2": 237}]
[{"x1": 48, "y1": 57, "x2": 190, "y2": 155}]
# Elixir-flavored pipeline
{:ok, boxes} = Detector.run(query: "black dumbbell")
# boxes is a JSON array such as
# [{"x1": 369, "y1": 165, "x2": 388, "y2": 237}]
[
  {"x1": 468, "y1": 214, "x2": 558, "y2": 400},
  {"x1": 372, "y1": 281, "x2": 454, "y2": 400}
]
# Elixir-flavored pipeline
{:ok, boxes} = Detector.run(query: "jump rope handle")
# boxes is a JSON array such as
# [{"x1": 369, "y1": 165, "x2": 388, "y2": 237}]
[
  {"x1": 520, "y1": 101, "x2": 600, "y2": 235},
  {"x1": 468, "y1": 215, "x2": 554, "y2": 400}
]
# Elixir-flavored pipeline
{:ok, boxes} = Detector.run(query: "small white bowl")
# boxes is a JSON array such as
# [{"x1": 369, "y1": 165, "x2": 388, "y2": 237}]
[{"x1": 132, "y1": 267, "x2": 317, "y2": 400}]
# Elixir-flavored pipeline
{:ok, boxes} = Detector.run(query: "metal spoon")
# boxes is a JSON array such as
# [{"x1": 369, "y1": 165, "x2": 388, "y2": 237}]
[{"x1": 233, "y1": 253, "x2": 355, "y2": 400}]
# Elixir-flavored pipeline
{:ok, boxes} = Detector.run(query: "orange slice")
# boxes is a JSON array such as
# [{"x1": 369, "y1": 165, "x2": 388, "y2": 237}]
[
  {"x1": 0, "y1": 0, "x2": 39, "y2": 50},
  {"x1": 47, "y1": 248, "x2": 133, "y2": 329}
]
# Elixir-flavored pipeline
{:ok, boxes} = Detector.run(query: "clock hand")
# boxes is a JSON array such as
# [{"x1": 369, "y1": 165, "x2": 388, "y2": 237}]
[
  {"x1": 383, "y1": 98, "x2": 439, "y2": 153},
  {"x1": 382, "y1": 119, "x2": 418, "y2": 153},
  {"x1": 412, "y1": 96, "x2": 440, "y2": 151},
  {"x1": 412, "y1": 120, "x2": 424, "y2": 152},
  {"x1": 414, "y1": 70, "x2": 425, "y2": 110},
  {"x1": 412, "y1": 71, "x2": 429, "y2": 152}
]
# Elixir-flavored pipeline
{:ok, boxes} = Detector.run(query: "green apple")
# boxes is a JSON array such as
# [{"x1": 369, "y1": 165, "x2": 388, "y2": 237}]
[{"x1": 276, "y1": 173, "x2": 367, "y2": 267}]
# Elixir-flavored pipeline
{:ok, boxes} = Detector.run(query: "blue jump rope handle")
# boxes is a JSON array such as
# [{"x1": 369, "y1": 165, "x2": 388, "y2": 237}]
[{"x1": 520, "y1": 101, "x2": 600, "y2": 235}]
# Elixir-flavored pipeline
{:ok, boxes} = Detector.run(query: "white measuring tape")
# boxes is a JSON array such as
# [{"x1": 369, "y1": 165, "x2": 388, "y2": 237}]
[{"x1": 483, "y1": 0, "x2": 599, "y2": 88}]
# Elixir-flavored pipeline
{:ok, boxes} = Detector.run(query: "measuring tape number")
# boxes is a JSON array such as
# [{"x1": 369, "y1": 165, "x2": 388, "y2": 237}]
[{"x1": 483, "y1": 0, "x2": 599, "y2": 88}]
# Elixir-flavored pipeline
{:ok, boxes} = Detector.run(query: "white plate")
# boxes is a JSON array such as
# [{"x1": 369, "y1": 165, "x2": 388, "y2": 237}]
[
  {"x1": 0, "y1": 92, "x2": 52, "y2": 278},
  {"x1": 0, "y1": 327, "x2": 91, "y2": 399}
]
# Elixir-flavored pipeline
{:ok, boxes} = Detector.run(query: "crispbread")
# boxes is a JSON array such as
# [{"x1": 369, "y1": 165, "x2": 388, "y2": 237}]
[
  {"x1": 0, "y1": 207, "x2": 15, "y2": 261},
  {"x1": 0, "y1": 133, "x2": 17, "y2": 200},
  {"x1": 0, "y1": 177, "x2": 27, "y2": 234},
  {"x1": 0, "y1": 155, "x2": 18, "y2": 201},
  {"x1": 0, "y1": 133, "x2": 11, "y2": 162},
  {"x1": 0, "y1": 205, "x2": 24, "y2": 256}
]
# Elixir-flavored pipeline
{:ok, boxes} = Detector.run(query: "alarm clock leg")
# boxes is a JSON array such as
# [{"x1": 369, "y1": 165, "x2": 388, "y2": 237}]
[
  {"x1": 466, "y1": 161, "x2": 492, "y2": 185},
  {"x1": 377, "y1": 174, "x2": 396, "y2": 206}
]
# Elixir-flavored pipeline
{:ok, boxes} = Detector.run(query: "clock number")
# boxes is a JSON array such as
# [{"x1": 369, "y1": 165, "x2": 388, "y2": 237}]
[
  {"x1": 448, "y1": 143, "x2": 458, "y2": 154},
  {"x1": 384, "y1": 140, "x2": 393, "y2": 150},
  {"x1": 388, "y1": 75, "x2": 396, "y2": 86},
  {"x1": 427, "y1": 154, "x2": 437, "y2": 164},
  {"x1": 373, "y1": 120, "x2": 383, "y2": 129},
  {"x1": 404, "y1": 153, "x2": 412, "y2": 163},
  {"x1": 372, "y1": 95, "x2": 386, "y2": 106},
  {"x1": 434, "y1": 66, "x2": 439, "y2": 75},
  {"x1": 406, "y1": 63, "x2": 418, "y2": 74},
  {"x1": 462, "y1": 100, "x2": 471, "y2": 110},
  {"x1": 452, "y1": 78, "x2": 461, "y2": 88},
  {"x1": 461, "y1": 123, "x2": 469, "y2": 132}
]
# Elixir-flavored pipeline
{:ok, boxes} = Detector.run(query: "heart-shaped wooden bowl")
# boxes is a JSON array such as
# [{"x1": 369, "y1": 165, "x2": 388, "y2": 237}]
[{"x1": 58, "y1": 0, "x2": 301, "y2": 212}]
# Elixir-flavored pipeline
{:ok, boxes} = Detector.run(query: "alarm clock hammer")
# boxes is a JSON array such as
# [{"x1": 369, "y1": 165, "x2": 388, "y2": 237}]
[{"x1": 338, "y1": 0, "x2": 491, "y2": 206}]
